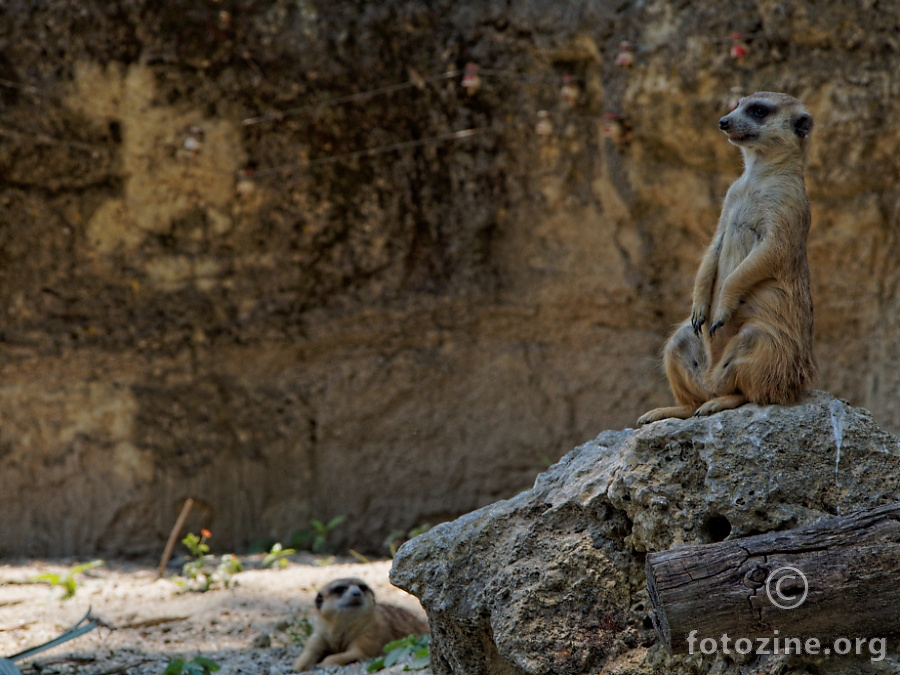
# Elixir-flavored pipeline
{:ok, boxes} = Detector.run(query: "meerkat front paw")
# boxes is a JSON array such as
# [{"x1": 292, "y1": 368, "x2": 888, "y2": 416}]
[
  {"x1": 708, "y1": 309, "x2": 733, "y2": 338},
  {"x1": 690, "y1": 304, "x2": 709, "y2": 335},
  {"x1": 291, "y1": 659, "x2": 312, "y2": 672}
]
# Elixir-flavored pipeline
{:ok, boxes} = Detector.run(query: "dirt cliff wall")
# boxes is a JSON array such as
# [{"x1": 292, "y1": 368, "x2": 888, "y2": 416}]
[{"x1": 0, "y1": 0, "x2": 898, "y2": 556}]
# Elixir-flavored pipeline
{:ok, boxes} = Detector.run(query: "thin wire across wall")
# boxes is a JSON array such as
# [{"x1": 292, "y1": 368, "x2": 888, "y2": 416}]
[{"x1": 0, "y1": 64, "x2": 597, "y2": 183}]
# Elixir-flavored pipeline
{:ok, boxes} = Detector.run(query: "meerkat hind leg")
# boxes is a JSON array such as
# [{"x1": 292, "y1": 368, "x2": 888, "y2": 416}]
[
  {"x1": 320, "y1": 647, "x2": 369, "y2": 667},
  {"x1": 705, "y1": 322, "x2": 787, "y2": 410},
  {"x1": 638, "y1": 322, "x2": 710, "y2": 425},
  {"x1": 694, "y1": 393, "x2": 749, "y2": 417},
  {"x1": 693, "y1": 327, "x2": 756, "y2": 416},
  {"x1": 637, "y1": 404, "x2": 698, "y2": 425}
]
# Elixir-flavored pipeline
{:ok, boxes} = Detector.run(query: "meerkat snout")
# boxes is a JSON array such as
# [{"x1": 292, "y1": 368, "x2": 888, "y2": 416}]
[{"x1": 340, "y1": 584, "x2": 366, "y2": 607}]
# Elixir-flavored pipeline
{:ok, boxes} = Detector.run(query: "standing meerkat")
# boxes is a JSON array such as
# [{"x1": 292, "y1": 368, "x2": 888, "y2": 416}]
[
  {"x1": 292, "y1": 577, "x2": 429, "y2": 671},
  {"x1": 638, "y1": 92, "x2": 816, "y2": 425}
]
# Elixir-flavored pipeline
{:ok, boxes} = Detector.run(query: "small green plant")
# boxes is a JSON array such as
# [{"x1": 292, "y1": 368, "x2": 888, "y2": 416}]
[
  {"x1": 408, "y1": 523, "x2": 431, "y2": 539},
  {"x1": 247, "y1": 536, "x2": 278, "y2": 555},
  {"x1": 177, "y1": 530, "x2": 242, "y2": 592},
  {"x1": 33, "y1": 560, "x2": 104, "y2": 600},
  {"x1": 385, "y1": 530, "x2": 404, "y2": 556},
  {"x1": 282, "y1": 617, "x2": 314, "y2": 646},
  {"x1": 262, "y1": 542, "x2": 295, "y2": 569},
  {"x1": 385, "y1": 523, "x2": 432, "y2": 557},
  {"x1": 163, "y1": 656, "x2": 221, "y2": 675},
  {"x1": 183, "y1": 529, "x2": 211, "y2": 558},
  {"x1": 179, "y1": 530, "x2": 212, "y2": 591},
  {"x1": 288, "y1": 515, "x2": 346, "y2": 554},
  {"x1": 367, "y1": 634, "x2": 430, "y2": 672},
  {"x1": 216, "y1": 554, "x2": 243, "y2": 586},
  {"x1": 311, "y1": 515, "x2": 346, "y2": 553}
]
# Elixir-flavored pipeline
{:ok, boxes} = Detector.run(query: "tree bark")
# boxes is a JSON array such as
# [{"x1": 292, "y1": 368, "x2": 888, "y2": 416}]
[{"x1": 646, "y1": 502, "x2": 900, "y2": 654}]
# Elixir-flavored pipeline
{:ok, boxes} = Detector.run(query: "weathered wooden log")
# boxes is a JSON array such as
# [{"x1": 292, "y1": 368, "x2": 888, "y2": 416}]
[{"x1": 646, "y1": 502, "x2": 900, "y2": 655}]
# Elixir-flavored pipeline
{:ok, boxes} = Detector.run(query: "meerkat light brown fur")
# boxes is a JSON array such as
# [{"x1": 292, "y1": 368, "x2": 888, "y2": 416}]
[
  {"x1": 638, "y1": 92, "x2": 816, "y2": 425},
  {"x1": 292, "y1": 577, "x2": 428, "y2": 671}
]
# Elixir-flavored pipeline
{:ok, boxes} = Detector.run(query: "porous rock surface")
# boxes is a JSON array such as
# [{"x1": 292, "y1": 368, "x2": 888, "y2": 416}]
[{"x1": 391, "y1": 392, "x2": 900, "y2": 675}]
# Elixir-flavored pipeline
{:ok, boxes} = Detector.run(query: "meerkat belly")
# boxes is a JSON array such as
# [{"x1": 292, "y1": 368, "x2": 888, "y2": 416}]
[
  {"x1": 709, "y1": 215, "x2": 763, "y2": 315},
  {"x1": 720, "y1": 209, "x2": 762, "y2": 269},
  {"x1": 731, "y1": 280, "x2": 787, "y2": 323}
]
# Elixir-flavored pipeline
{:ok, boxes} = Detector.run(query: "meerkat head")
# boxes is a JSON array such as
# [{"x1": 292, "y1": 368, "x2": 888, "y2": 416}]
[
  {"x1": 718, "y1": 92, "x2": 813, "y2": 163},
  {"x1": 315, "y1": 578, "x2": 376, "y2": 619}
]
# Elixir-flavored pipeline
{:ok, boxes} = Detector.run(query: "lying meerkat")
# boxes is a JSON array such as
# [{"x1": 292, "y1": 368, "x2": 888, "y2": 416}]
[
  {"x1": 638, "y1": 92, "x2": 816, "y2": 425},
  {"x1": 292, "y1": 577, "x2": 429, "y2": 671}
]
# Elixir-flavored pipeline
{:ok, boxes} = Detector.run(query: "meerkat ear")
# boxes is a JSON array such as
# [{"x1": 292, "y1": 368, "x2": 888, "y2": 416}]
[
  {"x1": 315, "y1": 592, "x2": 324, "y2": 609},
  {"x1": 792, "y1": 113, "x2": 813, "y2": 138}
]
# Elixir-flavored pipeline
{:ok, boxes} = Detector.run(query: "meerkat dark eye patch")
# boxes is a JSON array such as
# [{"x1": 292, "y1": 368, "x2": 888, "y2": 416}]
[
  {"x1": 357, "y1": 582, "x2": 371, "y2": 594},
  {"x1": 315, "y1": 592, "x2": 324, "y2": 609},
  {"x1": 791, "y1": 112, "x2": 813, "y2": 138},
  {"x1": 746, "y1": 103, "x2": 773, "y2": 121}
]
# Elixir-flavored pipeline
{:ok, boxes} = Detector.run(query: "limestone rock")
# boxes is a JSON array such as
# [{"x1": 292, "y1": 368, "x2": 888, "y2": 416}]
[{"x1": 391, "y1": 392, "x2": 900, "y2": 674}]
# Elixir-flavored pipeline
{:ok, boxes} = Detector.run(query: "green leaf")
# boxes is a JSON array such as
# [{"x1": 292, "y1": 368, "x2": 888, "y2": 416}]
[
  {"x1": 262, "y1": 543, "x2": 296, "y2": 568},
  {"x1": 408, "y1": 523, "x2": 431, "y2": 539},
  {"x1": 366, "y1": 634, "x2": 429, "y2": 672},
  {"x1": 383, "y1": 648, "x2": 404, "y2": 667},
  {"x1": 182, "y1": 533, "x2": 210, "y2": 558},
  {"x1": 381, "y1": 637, "x2": 406, "y2": 652},
  {"x1": 71, "y1": 560, "x2": 104, "y2": 575},
  {"x1": 405, "y1": 653, "x2": 430, "y2": 670},
  {"x1": 33, "y1": 573, "x2": 61, "y2": 585},
  {"x1": 191, "y1": 656, "x2": 221, "y2": 673},
  {"x1": 163, "y1": 658, "x2": 186, "y2": 675},
  {"x1": 326, "y1": 515, "x2": 347, "y2": 530}
]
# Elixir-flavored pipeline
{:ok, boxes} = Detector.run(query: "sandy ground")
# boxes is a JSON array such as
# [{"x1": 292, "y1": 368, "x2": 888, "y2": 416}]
[{"x1": 0, "y1": 556, "x2": 430, "y2": 675}]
